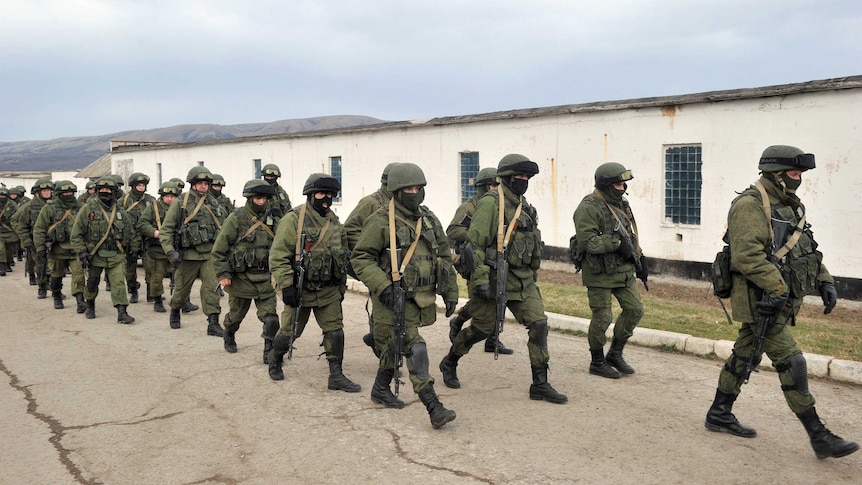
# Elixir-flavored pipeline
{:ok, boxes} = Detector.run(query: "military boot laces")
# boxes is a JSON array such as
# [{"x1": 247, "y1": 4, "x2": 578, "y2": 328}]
[
  {"x1": 798, "y1": 408, "x2": 860, "y2": 459},
  {"x1": 418, "y1": 385, "x2": 456, "y2": 429},
  {"x1": 206, "y1": 314, "x2": 224, "y2": 337},
  {"x1": 705, "y1": 389, "x2": 757, "y2": 438},
  {"x1": 327, "y1": 360, "x2": 361, "y2": 393},
  {"x1": 439, "y1": 353, "x2": 461, "y2": 389},
  {"x1": 116, "y1": 305, "x2": 135, "y2": 324}
]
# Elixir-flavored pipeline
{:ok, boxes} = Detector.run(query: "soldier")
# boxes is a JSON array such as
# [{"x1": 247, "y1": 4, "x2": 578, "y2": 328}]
[
  {"x1": 70, "y1": 177, "x2": 139, "y2": 323},
  {"x1": 0, "y1": 187, "x2": 18, "y2": 276},
  {"x1": 14, "y1": 179, "x2": 54, "y2": 296},
  {"x1": 138, "y1": 182, "x2": 180, "y2": 313},
  {"x1": 212, "y1": 180, "x2": 281, "y2": 363},
  {"x1": 267, "y1": 173, "x2": 360, "y2": 392},
  {"x1": 440, "y1": 154, "x2": 567, "y2": 404},
  {"x1": 703, "y1": 145, "x2": 858, "y2": 459},
  {"x1": 33, "y1": 181, "x2": 85, "y2": 311},
  {"x1": 260, "y1": 163, "x2": 292, "y2": 217},
  {"x1": 159, "y1": 166, "x2": 225, "y2": 336},
  {"x1": 446, "y1": 167, "x2": 513, "y2": 354},
  {"x1": 122, "y1": 173, "x2": 156, "y2": 304},
  {"x1": 169, "y1": 178, "x2": 186, "y2": 194},
  {"x1": 572, "y1": 162, "x2": 647, "y2": 379},
  {"x1": 209, "y1": 174, "x2": 235, "y2": 213},
  {"x1": 351, "y1": 163, "x2": 459, "y2": 428},
  {"x1": 7, "y1": 186, "x2": 27, "y2": 264},
  {"x1": 77, "y1": 181, "x2": 96, "y2": 204},
  {"x1": 343, "y1": 162, "x2": 399, "y2": 356}
]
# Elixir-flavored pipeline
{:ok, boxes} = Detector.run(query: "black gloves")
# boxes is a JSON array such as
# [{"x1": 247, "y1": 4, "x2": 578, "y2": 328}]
[
  {"x1": 282, "y1": 285, "x2": 300, "y2": 307},
  {"x1": 78, "y1": 251, "x2": 91, "y2": 268},
  {"x1": 756, "y1": 289, "x2": 790, "y2": 317},
  {"x1": 819, "y1": 282, "x2": 838, "y2": 315},
  {"x1": 445, "y1": 301, "x2": 457, "y2": 317},
  {"x1": 127, "y1": 251, "x2": 140, "y2": 262},
  {"x1": 636, "y1": 255, "x2": 649, "y2": 282},
  {"x1": 167, "y1": 250, "x2": 182, "y2": 268},
  {"x1": 617, "y1": 238, "x2": 634, "y2": 259},
  {"x1": 269, "y1": 206, "x2": 283, "y2": 218},
  {"x1": 378, "y1": 285, "x2": 395, "y2": 309},
  {"x1": 25, "y1": 243, "x2": 36, "y2": 254},
  {"x1": 475, "y1": 283, "x2": 492, "y2": 301},
  {"x1": 37, "y1": 249, "x2": 47, "y2": 263}
]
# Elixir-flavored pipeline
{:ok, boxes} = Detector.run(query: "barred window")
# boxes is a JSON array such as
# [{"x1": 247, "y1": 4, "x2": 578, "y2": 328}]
[
  {"x1": 664, "y1": 145, "x2": 702, "y2": 225},
  {"x1": 253, "y1": 159, "x2": 262, "y2": 179},
  {"x1": 460, "y1": 152, "x2": 480, "y2": 203},
  {"x1": 330, "y1": 156, "x2": 343, "y2": 203}
]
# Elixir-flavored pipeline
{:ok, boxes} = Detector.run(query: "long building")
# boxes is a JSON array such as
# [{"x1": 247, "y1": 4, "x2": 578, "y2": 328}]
[{"x1": 106, "y1": 75, "x2": 862, "y2": 297}]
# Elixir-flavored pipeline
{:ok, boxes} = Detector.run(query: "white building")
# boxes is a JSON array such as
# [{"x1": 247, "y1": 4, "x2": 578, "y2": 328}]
[{"x1": 107, "y1": 75, "x2": 862, "y2": 296}]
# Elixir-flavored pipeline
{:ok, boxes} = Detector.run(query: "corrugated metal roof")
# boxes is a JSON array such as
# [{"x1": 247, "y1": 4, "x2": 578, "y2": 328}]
[{"x1": 76, "y1": 152, "x2": 111, "y2": 179}]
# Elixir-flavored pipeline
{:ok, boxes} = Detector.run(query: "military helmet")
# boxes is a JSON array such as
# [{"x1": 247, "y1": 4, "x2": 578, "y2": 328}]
[
  {"x1": 186, "y1": 166, "x2": 213, "y2": 183},
  {"x1": 261, "y1": 164, "x2": 281, "y2": 178},
  {"x1": 475, "y1": 167, "x2": 498, "y2": 187},
  {"x1": 594, "y1": 162, "x2": 633, "y2": 187},
  {"x1": 497, "y1": 154, "x2": 540, "y2": 177},
  {"x1": 95, "y1": 176, "x2": 120, "y2": 192},
  {"x1": 85, "y1": 181, "x2": 96, "y2": 190},
  {"x1": 386, "y1": 163, "x2": 427, "y2": 193},
  {"x1": 169, "y1": 177, "x2": 186, "y2": 190},
  {"x1": 9, "y1": 186, "x2": 25, "y2": 197},
  {"x1": 380, "y1": 162, "x2": 400, "y2": 184},
  {"x1": 0, "y1": 187, "x2": 8, "y2": 197},
  {"x1": 302, "y1": 173, "x2": 342, "y2": 195},
  {"x1": 242, "y1": 179, "x2": 277, "y2": 197},
  {"x1": 158, "y1": 182, "x2": 180, "y2": 196},
  {"x1": 108, "y1": 174, "x2": 125, "y2": 187},
  {"x1": 128, "y1": 172, "x2": 150, "y2": 185},
  {"x1": 210, "y1": 174, "x2": 226, "y2": 187},
  {"x1": 758, "y1": 145, "x2": 815, "y2": 172},
  {"x1": 33, "y1": 178, "x2": 54, "y2": 192},
  {"x1": 54, "y1": 180, "x2": 77, "y2": 193}
]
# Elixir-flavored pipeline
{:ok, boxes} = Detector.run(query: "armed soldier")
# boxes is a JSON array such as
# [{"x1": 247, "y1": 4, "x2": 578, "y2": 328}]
[
  {"x1": 122, "y1": 173, "x2": 156, "y2": 303},
  {"x1": 703, "y1": 145, "x2": 857, "y2": 459},
  {"x1": 138, "y1": 182, "x2": 180, "y2": 313},
  {"x1": 446, "y1": 167, "x2": 512, "y2": 355},
  {"x1": 343, "y1": 162, "x2": 398, "y2": 356},
  {"x1": 0, "y1": 188, "x2": 18, "y2": 276},
  {"x1": 33, "y1": 181, "x2": 86, "y2": 312},
  {"x1": 211, "y1": 180, "x2": 281, "y2": 364},
  {"x1": 209, "y1": 174, "x2": 235, "y2": 213},
  {"x1": 441, "y1": 154, "x2": 567, "y2": 404},
  {"x1": 267, "y1": 174, "x2": 360, "y2": 393},
  {"x1": 14, "y1": 179, "x2": 54, "y2": 297},
  {"x1": 70, "y1": 177, "x2": 139, "y2": 323},
  {"x1": 77, "y1": 181, "x2": 96, "y2": 204},
  {"x1": 572, "y1": 162, "x2": 647, "y2": 379},
  {"x1": 351, "y1": 163, "x2": 459, "y2": 428},
  {"x1": 159, "y1": 167, "x2": 226, "y2": 336},
  {"x1": 260, "y1": 164, "x2": 292, "y2": 217}
]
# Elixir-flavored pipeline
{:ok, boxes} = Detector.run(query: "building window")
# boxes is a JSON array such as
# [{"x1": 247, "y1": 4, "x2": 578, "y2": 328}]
[
  {"x1": 330, "y1": 156, "x2": 342, "y2": 203},
  {"x1": 459, "y1": 152, "x2": 480, "y2": 203},
  {"x1": 156, "y1": 163, "x2": 163, "y2": 187},
  {"x1": 664, "y1": 145, "x2": 702, "y2": 225},
  {"x1": 253, "y1": 159, "x2": 262, "y2": 178}
]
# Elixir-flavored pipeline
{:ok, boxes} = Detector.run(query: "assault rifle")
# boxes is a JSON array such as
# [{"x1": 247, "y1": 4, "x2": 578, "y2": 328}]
[
  {"x1": 614, "y1": 219, "x2": 649, "y2": 291},
  {"x1": 494, "y1": 239, "x2": 509, "y2": 361},
  {"x1": 35, "y1": 243, "x2": 49, "y2": 283},
  {"x1": 389, "y1": 248, "x2": 406, "y2": 397},
  {"x1": 743, "y1": 218, "x2": 791, "y2": 384},
  {"x1": 169, "y1": 204, "x2": 185, "y2": 295},
  {"x1": 288, "y1": 233, "x2": 309, "y2": 361}
]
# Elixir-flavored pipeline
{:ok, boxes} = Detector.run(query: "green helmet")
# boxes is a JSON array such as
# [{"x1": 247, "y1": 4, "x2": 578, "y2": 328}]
[
  {"x1": 211, "y1": 174, "x2": 226, "y2": 187},
  {"x1": 594, "y1": 162, "x2": 633, "y2": 187},
  {"x1": 0, "y1": 187, "x2": 8, "y2": 197},
  {"x1": 758, "y1": 145, "x2": 815, "y2": 172},
  {"x1": 380, "y1": 162, "x2": 400, "y2": 184},
  {"x1": 242, "y1": 179, "x2": 277, "y2": 198},
  {"x1": 386, "y1": 163, "x2": 427, "y2": 193},
  {"x1": 261, "y1": 164, "x2": 281, "y2": 178},
  {"x1": 497, "y1": 154, "x2": 539, "y2": 177},
  {"x1": 158, "y1": 182, "x2": 180, "y2": 196},
  {"x1": 128, "y1": 172, "x2": 150, "y2": 186},
  {"x1": 302, "y1": 173, "x2": 341, "y2": 195},
  {"x1": 33, "y1": 178, "x2": 54, "y2": 192},
  {"x1": 95, "y1": 177, "x2": 120, "y2": 192},
  {"x1": 54, "y1": 180, "x2": 77, "y2": 192},
  {"x1": 475, "y1": 167, "x2": 498, "y2": 187},
  {"x1": 9, "y1": 186, "x2": 24, "y2": 197},
  {"x1": 84, "y1": 181, "x2": 96, "y2": 190},
  {"x1": 108, "y1": 174, "x2": 125, "y2": 187},
  {"x1": 186, "y1": 166, "x2": 213, "y2": 183},
  {"x1": 169, "y1": 177, "x2": 185, "y2": 190}
]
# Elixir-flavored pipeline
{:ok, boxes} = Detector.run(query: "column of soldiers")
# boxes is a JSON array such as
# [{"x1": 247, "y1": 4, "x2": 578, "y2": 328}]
[{"x1": 2, "y1": 148, "x2": 858, "y2": 454}]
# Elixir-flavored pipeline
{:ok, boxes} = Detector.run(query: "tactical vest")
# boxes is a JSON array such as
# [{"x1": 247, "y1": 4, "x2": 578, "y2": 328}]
[
  {"x1": 145, "y1": 200, "x2": 170, "y2": 247},
  {"x1": 297, "y1": 209, "x2": 349, "y2": 291},
  {"x1": 0, "y1": 202, "x2": 15, "y2": 235},
  {"x1": 176, "y1": 192, "x2": 222, "y2": 250},
  {"x1": 483, "y1": 191, "x2": 541, "y2": 279},
  {"x1": 379, "y1": 206, "x2": 447, "y2": 302},
  {"x1": 83, "y1": 199, "x2": 126, "y2": 255},
  {"x1": 580, "y1": 193, "x2": 636, "y2": 276},
  {"x1": 46, "y1": 202, "x2": 79, "y2": 244},
  {"x1": 229, "y1": 207, "x2": 278, "y2": 275}
]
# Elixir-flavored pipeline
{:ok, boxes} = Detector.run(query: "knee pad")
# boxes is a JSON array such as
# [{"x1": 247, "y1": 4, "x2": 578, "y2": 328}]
[
  {"x1": 528, "y1": 319, "x2": 549, "y2": 350},
  {"x1": 409, "y1": 342, "x2": 430, "y2": 380},
  {"x1": 86, "y1": 276, "x2": 100, "y2": 293},
  {"x1": 264, "y1": 315, "x2": 280, "y2": 339},
  {"x1": 777, "y1": 353, "x2": 810, "y2": 396},
  {"x1": 723, "y1": 349, "x2": 760, "y2": 379}
]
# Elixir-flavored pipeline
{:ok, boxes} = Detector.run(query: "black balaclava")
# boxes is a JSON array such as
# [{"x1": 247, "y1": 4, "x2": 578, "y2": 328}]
[
  {"x1": 397, "y1": 187, "x2": 425, "y2": 212},
  {"x1": 311, "y1": 194, "x2": 333, "y2": 217}
]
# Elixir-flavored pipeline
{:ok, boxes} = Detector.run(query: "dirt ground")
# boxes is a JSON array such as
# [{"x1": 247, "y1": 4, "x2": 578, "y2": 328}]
[{"x1": 1, "y1": 270, "x2": 860, "y2": 484}]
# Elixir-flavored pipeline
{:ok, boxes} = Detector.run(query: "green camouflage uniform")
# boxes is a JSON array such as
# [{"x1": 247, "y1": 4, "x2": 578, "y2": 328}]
[
  {"x1": 13, "y1": 196, "x2": 50, "y2": 292},
  {"x1": 34, "y1": 195, "x2": 85, "y2": 303},
  {"x1": 122, "y1": 189, "x2": 156, "y2": 298},
  {"x1": 138, "y1": 197, "x2": 171, "y2": 300},
  {"x1": 0, "y1": 195, "x2": 17, "y2": 270}
]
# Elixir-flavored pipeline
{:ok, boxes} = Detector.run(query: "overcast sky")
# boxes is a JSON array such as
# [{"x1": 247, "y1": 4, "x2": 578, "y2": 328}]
[{"x1": 1, "y1": 0, "x2": 859, "y2": 142}]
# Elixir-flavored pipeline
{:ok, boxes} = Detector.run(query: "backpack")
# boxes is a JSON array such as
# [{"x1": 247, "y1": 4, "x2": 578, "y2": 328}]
[
  {"x1": 568, "y1": 234, "x2": 583, "y2": 272},
  {"x1": 711, "y1": 244, "x2": 733, "y2": 299}
]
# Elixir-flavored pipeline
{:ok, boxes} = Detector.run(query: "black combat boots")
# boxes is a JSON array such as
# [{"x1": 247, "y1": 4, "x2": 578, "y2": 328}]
[
  {"x1": 589, "y1": 348, "x2": 621, "y2": 379},
  {"x1": 606, "y1": 338, "x2": 635, "y2": 374},
  {"x1": 206, "y1": 313, "x2": 223, "y2": 336},
  {"x1": 370, "y1": 368, "x2": 405, "y2": 409},
  {"x1": 146, "y1": 283, "x2": 153, "y2": 303},
  {"x1": 75, "y1": 293, "x2": 87, "y2": 314},
  {"x1": 129, "y1": 288, "x2": 139, "y2": 304},
  {"x1": 116, "y1": 305, "x2": 135, "y2": 324},
  {"x1": 263, "y1": 339, "x2": 273, "y2": 364},
  {"x1": 797, "y1": 407, "x2": 859, "y2": 459},
  {"x1": 268, "y1": 333, "x2": 290, "y2": 381},
  {"x1": 51, "y1": 277, "x2": 64, "y2": 309},
  {"x1": 85, "y1": 299, "x2": 96, "y2": 319},
  {"x1": 439, "y1": 352, "x2": 461, "y2": 389},
  {"x1": 326, "y1": 329, "x2": 361, "y2": 392},
  {"x1": 449, "y1": 313, "x2": 468, "y2": 343},
  {"x1": 529, "y1": 365, "x2": 568, "y2": 404},
  {"x1": 223, "y1": 322, "x2": 238, "y2": 353},
  {"x1": 153, "y1": 296, "x2": 166, "y2": 313},
  {"x1": 484, "y1": 334, "x2": 513, "y2": 355},
  {"x1": 704, "y1": 389, "x2": 757, "y2": 437},
  {"x1": 418, "y1": 385, "x2": 456, "y2": 429},
  {"x1": 182, "y1": 300, "x2": 199, "y2": 313},
  {"x1": 169, "y1": 308, "x2": 181, "y2": 329}
]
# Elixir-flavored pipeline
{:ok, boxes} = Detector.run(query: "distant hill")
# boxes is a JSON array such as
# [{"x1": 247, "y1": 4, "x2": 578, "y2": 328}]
[{"x1": 0, "y1": 115, "x2": 386, "y2": 172}]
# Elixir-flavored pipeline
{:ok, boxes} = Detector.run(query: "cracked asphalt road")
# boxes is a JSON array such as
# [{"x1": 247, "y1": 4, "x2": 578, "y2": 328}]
[{"x1": 1, "y1": 272, "x2": 860, "y2": 484}]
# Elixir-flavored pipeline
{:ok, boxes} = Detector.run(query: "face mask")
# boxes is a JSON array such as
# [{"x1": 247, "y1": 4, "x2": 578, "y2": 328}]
[
  {"x1": 60, "y1": 194, "x2": 77, "y2": 204},
  {"x1": 98, "y1": 192, "x2": 115, "y2": 205},
  {"x1": 312, "y1": 195, "x2": 333, "y2": 216},
  {"x1": 507, "y1": 177, "x2": 529, "y2": 196},
  {"x1": 398, "y1": 188, "x2": 425, "y2": 211},
  {"x1": 779, "y1": 172, "x2": 802, "y2": 193}
]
